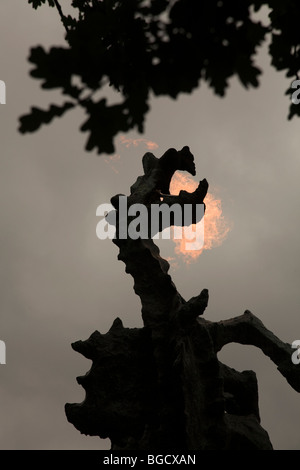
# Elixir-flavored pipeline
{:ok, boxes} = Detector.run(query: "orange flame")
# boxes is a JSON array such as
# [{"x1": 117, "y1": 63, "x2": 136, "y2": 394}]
[
  {"x1": 104, "y1": 136, "x2": 158, "y2": 174},
  {"x1": 104, "y1": 153, "x2": 121, "y2": 174},
  {"x1": 169, "y1": 172, "x2": 231, "y2": 263},
  {"x1": 119, "y1": 135, "x2": 158, "y2": 150}
]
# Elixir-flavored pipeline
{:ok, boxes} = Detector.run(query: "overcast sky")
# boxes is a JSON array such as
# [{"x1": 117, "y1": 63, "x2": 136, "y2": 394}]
[{"x1": 0, "y1": 2, "x2": 300, "y2": 450}]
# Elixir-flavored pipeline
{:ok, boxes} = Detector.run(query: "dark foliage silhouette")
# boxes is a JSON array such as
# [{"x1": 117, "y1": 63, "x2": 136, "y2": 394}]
[{"x1": 21, "y1": 0, "x2": 300, "y2": 155}]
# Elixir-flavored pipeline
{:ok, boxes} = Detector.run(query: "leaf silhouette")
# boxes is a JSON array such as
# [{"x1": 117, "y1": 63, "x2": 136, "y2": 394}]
[
  {"x1": 19, "y1": 102, "x2": 75, "y2": 133},
  {"x1": 28, "y1": 0, "x2": 54, "y2": 9}
]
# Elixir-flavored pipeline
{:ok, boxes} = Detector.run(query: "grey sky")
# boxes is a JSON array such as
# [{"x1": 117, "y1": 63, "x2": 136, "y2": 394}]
[{"x1": 0, "y1": 2, "x2": 299, "y2": 449}]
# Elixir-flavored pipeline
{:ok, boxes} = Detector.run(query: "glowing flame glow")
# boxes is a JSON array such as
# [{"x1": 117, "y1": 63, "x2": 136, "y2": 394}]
[
  {"x1": 104, "y1": 136, "x2": 158, "y2": 174},
  {"x1": 169, "y1": 172, "x2": 231, "y2": 263},
  {"x1": 104, "y1": 153, "x2": 121, "y2": 174},
  {"x1": 119, "y1": 135, "x2": 158, "y2": 150}
]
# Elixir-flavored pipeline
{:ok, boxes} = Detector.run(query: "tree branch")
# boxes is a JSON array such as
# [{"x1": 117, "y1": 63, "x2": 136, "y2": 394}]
[{"x1": 53, "y1": 0, "x2": 68, "y2": 33}]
